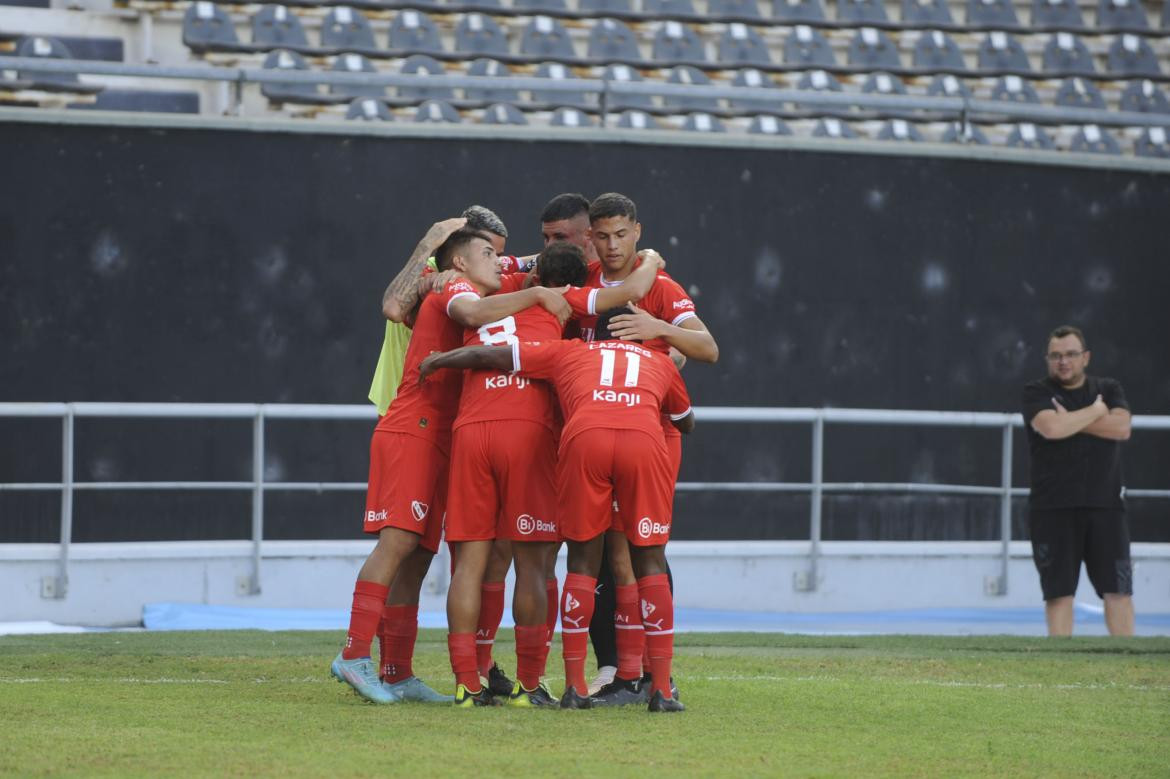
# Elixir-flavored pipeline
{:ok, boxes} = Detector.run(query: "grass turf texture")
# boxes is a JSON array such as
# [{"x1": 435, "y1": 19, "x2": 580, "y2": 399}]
[{"x1": 1, "y1": 631, "x2": 1168, "y2": 777}]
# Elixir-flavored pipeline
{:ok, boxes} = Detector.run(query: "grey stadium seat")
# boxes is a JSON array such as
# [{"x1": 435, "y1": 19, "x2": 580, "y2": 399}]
[
  {"x1": 847, "y1": 27, "x2": 901, "y2": 69},
  {"x1": 260, "y1": 49, "x2": 321, "y2": 102},
  {"x1": 877, "y1": 119, "x2": 925, "y2": 141},
  {"x1": 772, "y1": 0, "x2": 827, "y2": 21},
  {"x1": 414, "y1": 100, "x2": 461, "y2": 122},
  {"x1": 455, "y1": 14, "x2": 509, "y2": 58},
  {"x1": 533, "y1": 61, "x2": 593, "y2": 109},
  {"x1": 1119, "y1": 79, "x2": 1170, "y2": 113},
  {"x1": 15, "y1": 36, "x2": 98, "y2": 89},
  {"x1": 966, "y1": 0, "x2": 1019, "y2": 26},
  {"x1": 1054, "y1": 76, "x2": 1107, "y2": 109},
  {"x1": 1163, "y1": 0, "x2": 1170, "y2": 28},
  {"x1": 645, "y1": 0, "x2": 698, "y2": 14},
  {"x1": 400, "y1": 54, "x2": 452, "y2": 100},
  {"x1": 580, "y1": 0, "x2": 634, "y2": 11},
  {"x1": 615, "y1": 109, "x2": 661, "y2": 129},
  {"x1": 183, "y1": 2, "x2": 239, "y2": 51},
  {"x1": 550, "y1": 107, "x2": 595, "y2": 127},
  {"x1": 901, "y1": 0, "x2": 953, "y2": 25},
  {"x1": 812, "y1": 118, "x2": 859, "y2": 138},
  {"x1": 1041, "y1": 33, "x2": 1096, "y2": 74},
  {"x1": 1070, "y1": 124, "x2": 1121, "y2": 154},
  {"x1": 520, "y1": 16, "x2": 576, "y2": 60},
  {"x1": 977, "y1": 32, "x2": 1031, "y2": 72},
  {"x1": 1133, "y1": 126, "x2": 1170, "y2": 157},
  {"x1": 748, "y1": 115, "x2": 792, "y2": 134},
  {"x1": 663, "y1": 65, "x2": 719, "y2": 111},
  {"x1": 321, "y1": 7, "x2": 377, "y2": 51},
  {"x1": 71, "y1": 89, "x2": 199, "y2": 113},
  {"x1": 797, "y1": 68, "x2": 845, "y2": 114},
  {"x1": 913, "y1": 31, "x2": 966, "y2": 70},
  {"x1": 480, "y1": 102, "x2": 528, "y2": 124},
  {"x1": 601, "y1": 64, "x2": 653, "y2": 110},
  {"x1": 718, "y1": 23, "x2": 772, "y2": 66},
  {"x1": 1005, "y1": 123, "x2": 1055, "y2": 149},
  {"x1": 730, "y1": 67, "x2": 779, "y2": 111},
  {"x1": 941, "y1": 121, "x2": 990, "y2": 143},
  {"x1": 588, "y1": 19, "x2": 641, "y2": 62},
  {"x1": 346, "y1": 97, "x2": 395, "y2": 120},
  {"x1": 653, "y1": 21, "x2": 706, "y2": 62},
  {"x1": 862, "y1": 71, "x2": 907, "y2": 95},
  {"x1": 837, "y1": 0, "x2": 888, "y2": 23},
  {"x1": 709, "y1": 0, "x2": 762, "y2": 17},
  {"x1": 1096, "y1": 0, "x2": 1148, "y2": 30},
  {"x1": 783, "y1": 25, "x2": 836, "y2": 67},
  {"x1": 329, "y1": 53, "x2": 384, "y2": 99},
  {"x1": 1032, "y1": 0, "x2": 1085, "y2": 28},
  {"x1": 682, "y1": 112, "x2": 727, "y2": 133},
  {"x1": 252, "y1": 6, "x2": 308, "y2": 49},
  {"x1": 991, "y1": 74, "x2": 1041, "y2": 103},
  {"x1": 464, "y1": 58, "x2": 520, "y2": 103},
  {"x1": 516, "y1": 0, "x2": 568, "y2": 10},
  {"x1": 1106, "y1": 35, "x2": 1161, "y2": 76},
  {"x1": 927, "y1": 73, "x2": 972, "y2": 97},
  {"x1": 389, "y1": 10, "x2": 444, "y2": 54}
]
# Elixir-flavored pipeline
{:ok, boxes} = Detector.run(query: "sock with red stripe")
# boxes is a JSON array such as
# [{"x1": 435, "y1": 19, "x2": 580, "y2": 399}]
[
  {"x1": 514, "y1": 624, "x2": 547, "y2": 691},
  {"x1": 447, "y1": 632, "x2": 481, "y2": 692},
  {"x1": 380, "y1": 604, "x2": 418, "y2": 683},
  {"x1": 614, "y1": 583, "x2": 645, "y2": 681},
  {"x1": 476, "y1": 581, "x2": 506, "y2": 676},
  {"x1": 560, "y1": 573, "x2": 597, "y2": 696},
  {"x1": 637, "y1": 573, "x2": 675, "y2": 698},
  {"x1": 342, "y1": 580, "x2": 389, "y2": 660}
]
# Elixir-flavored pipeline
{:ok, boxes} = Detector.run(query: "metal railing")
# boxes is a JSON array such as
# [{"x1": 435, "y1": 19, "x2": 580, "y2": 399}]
[{"x1": 1, "y1": 402, "x2": 1168, "y2": 599}]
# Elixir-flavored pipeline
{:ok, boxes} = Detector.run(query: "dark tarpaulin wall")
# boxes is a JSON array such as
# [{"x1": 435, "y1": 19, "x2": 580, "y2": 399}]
[{"x1": 2, "y1": 122, "x2": 1168, "y2": 543}]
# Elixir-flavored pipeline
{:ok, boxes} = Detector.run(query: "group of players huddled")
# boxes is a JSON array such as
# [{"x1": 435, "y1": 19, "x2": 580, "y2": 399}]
[{"x1": 330, "y1": 193, "x2": 718, "y2": 712}]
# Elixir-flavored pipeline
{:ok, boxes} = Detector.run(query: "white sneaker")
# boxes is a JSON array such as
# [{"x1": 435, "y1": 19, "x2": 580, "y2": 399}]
[{"x1": 587, "y1": 665, "x2": 617, "y2": 696}]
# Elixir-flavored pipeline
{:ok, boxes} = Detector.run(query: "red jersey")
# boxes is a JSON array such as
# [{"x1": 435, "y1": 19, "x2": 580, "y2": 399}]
[
  {"x1": 573, "y1": 259, "x2": 697, "y2": 352},
  {"x1": 496, "y1": 255, "x2": 533, "y2": 274},
  {"x1": 514, "y1": 339, "x2": 692, "y2": 448},
  {"x1": 455, "y1": 274, "x2": 561, "y2": 431},
  {"x1": 376, "y1": 278, "x2": 481, "y2": 450}
]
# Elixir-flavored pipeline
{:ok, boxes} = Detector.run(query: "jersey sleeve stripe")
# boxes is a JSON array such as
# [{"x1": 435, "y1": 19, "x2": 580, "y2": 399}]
[
  {"x1": 445, "y1": 291, "x2": 480, "y2": 316},
  {"x1": 670, "y1": 311, "x2": 697, "y2": 327},
  {"x1": 669, "y1": 407, "x2": 692, "y2": 421},
  {"x1": 587, "y1": 288, "x2": 599, "y2": 316},
  {"x1": 510, "y1": 341, "x2": 521, "y2": 373}
]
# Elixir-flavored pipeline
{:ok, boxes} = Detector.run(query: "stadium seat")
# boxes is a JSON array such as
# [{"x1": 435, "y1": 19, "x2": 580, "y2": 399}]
[
  {"x1": 682, "y1": 112, "x2": 727, "y2": 132},
  {"x1": 615, "y1": 109, "x2": 661, "y2": 128},
  {"x1": 901, "y1": 0, "x2": 953, "y2": 25},
  {"x1": 533, "y1": 62, "x2": 593, "y2": 108},
  {"x1": 329, "y1": 53, "x2": 384, "y2": 99},
  {"x1": 847, "y1": 27, "x2": 901, "y2": 69},
  {"x1": 260, "y1": 49, "x2": 322, "y2": 103},
  {"x1": 718, "y1": 23, "x2": 772, "y2": 66},
  {"x1": 389, "y1": 10, "x2": 444, "y2": 54},
  {"x1": 862, "y1": 71, "x2": 907, "y2": 94},
  {"x1": 70, "y1": 88, "x2": 199, "y2": 113},
  {"x1": 480, "y1": 102, "x2": 528, "y2": 124},
  {"x1": 14, "y1": 36, "x2": 84, "y2": 88},
  {"x1": 991, "y1": 74, "x2": 1041, "y2": 103},
  {"x1": 1041, "y1": 33, "x2": 1096, "y2": 74},
  {"x1": 812, "y1": 117, "x2": 859, "y2": 137},
  {"x1": 913, "y1": 30, "x2": 966, "y2": 70},
  {"x1": 520, "y1": 16, "x2": 577, "y2": 60},
  {"x1": 580, "y1": 0, "x2": 634, "y2": 11},
  {"x1": 709, "y1": 0, "x2": 763, "y2": 17},
  {"x1": 1106, "y1": 35, "x2": 1161, "y2": 76},
  {"x1": 837, "y1": 0, "x2": 889, "y2": 23},
  {"x1": 645, "y1": 0, "x2": 698, "y2": 14},
  {"x1": 877, "y1": 119, "x2": 925, "y2": 141},
  {"x1": 601, "y1": 64, "x2": 653, "y2": 109},
  {"x1": 663, "y1": 65, "x2": 719, "y2": 110},
  {"x1": 1096, "y1": 0, "x2": 1148, "y2": 30},
  {"x1": 321, "y1": 7, "x2": 377, "y2": 51},
  {"x1": 345, "y1": 97, "x2": 395, "y2": 120},
  {"x1": 516, "y1": 0, "x2": 568, "y2": 10},
  {"x1": 1118, "y1": 79, "x2": 1170, "y2": 113},
  {"x1": 783, "y1": 25, "x2": 836, "y2": 67},
  {"x1": 977, "y1": 32, "x2": 1031, "y2": 72},
  {"x1": 730, "y1": 67, "x2": 779, "y2": 111},
  {"x1": 653, "y1": 21, "x2": 706, "y2": 62},
  {"x1": 588, "y1": 19, "x2": 642, "y2": 61},
  {"x1": 182, "y1": 2, "x2": 240, "y2": 52},
  {"x1": 414, "y1": 100, "x2": 461, "y2": 122},
  {"x1": 1133, "y1": 126, "x2": 1170, "y2": 157},
  {"x1": 399, "y1": 54, "x2": 452, "y2": 100},
  {"x1": 1053, "y1": 76, "x2": 1107, "y2": 109},
  {"x1": 748, "y1": 114, "x2": 792, "y2": 134},
  {"x1": 1069, "y1": 124, "x2": 1121, "y2": 153},
  {"x1": 252, "y1": 6, "x2": 308, "y2": 49},
  {"x1": 797, "y1": 68, "x2": 845, "y2": 114},
  {"x1": 966, "y1": 0, "x2": 1020, "y2": 26},
  {"x1": 772, "y1": 0, "x2": 827, "y2": 21},
  {"x1": 941, "y1": 121, "x2": 990, "y2": 143},
  {"x1": 1005, "y1": 122, "x2": 1055, "y2": 149},
  {"x1": 926, "y1": 72, "x2": 972, "y2": 97},
  {"x1": 1163, "y1": 0, "x2": 1170, "y2": 28},
  {"x1": 464, "y1": 58, "x2": 520, "y2": 102},
  {"x1": 455, "y1": 14, "x2": 509, "y2": 58},
  {"x1": 551, "y1": 106, "x2": 595, "y2": 126},
  {"x1": 1031, "y1": 0, "x2": 1085, "y2": 28}
]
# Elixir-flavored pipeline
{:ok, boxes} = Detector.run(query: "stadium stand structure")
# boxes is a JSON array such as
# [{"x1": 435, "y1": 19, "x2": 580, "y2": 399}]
[{"x1": 0, "y1": 0, "x2": 1168, "y2": 155}]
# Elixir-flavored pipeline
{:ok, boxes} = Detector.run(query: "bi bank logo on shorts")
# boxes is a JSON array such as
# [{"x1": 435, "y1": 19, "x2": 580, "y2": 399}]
[
  {"x1": 637, "y1": 517, "x2": 670, "y2": 539},
  {"x1": 516, "y1": 514, "x2": 557, "y2": 535}
]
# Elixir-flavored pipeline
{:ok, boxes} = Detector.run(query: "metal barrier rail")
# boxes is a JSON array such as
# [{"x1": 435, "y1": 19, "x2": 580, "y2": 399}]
[{"x1": 1, "y1": 402, "x2": 1168, "y2": 598}]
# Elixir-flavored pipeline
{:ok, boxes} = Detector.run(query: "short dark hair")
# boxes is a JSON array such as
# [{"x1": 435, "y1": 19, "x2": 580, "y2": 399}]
[
  {"x1": 1048, "y1": 325, "x2": 1087, "y2": 350},
  {"x1": 540, "y1": 193, "x2": 590, "y2": 224},
  {"x1": 536, "y1": 241, "x2": 588, "y2": 288},
  {"x1": 589, "y1": 192, "x2": 637, "y2": 223},
  {"x1": 435, "y1": 228, "x2": 492, "y2": 271},
  {"x1": 462, "y1": 205, "x2": 508, "y2": 238},
  {"x1": 594, "y1": 306, "x2": 634, "y2": 342}
]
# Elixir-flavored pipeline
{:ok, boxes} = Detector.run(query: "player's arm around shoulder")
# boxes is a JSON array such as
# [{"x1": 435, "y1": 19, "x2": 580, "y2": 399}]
[
  {"x1": 418, "y1": 345, "x2": 514, "y2": 384},
  {"x1": 449, "y1": 285, "x2": 571, "y2": 328}
]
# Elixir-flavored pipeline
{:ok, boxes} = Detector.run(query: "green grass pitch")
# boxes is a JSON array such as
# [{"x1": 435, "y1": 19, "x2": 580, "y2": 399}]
[{"x1": 1, "y1": 630, "x2": 1168, "y2": 776}]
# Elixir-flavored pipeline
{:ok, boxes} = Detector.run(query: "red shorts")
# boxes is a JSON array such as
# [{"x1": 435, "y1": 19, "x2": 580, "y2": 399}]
[
  {"x1": 445, "y1": 420, "x2": 558, "y2": 543},
  {"x1": 557, "y1": 428, "x2": 675, "y2": 546},
  {"x1": 363, "y1": 430, "x2": 447, "y2": 553},
  {"x1": 613, "y1": 425, "x2": 682, "y2": 534}
]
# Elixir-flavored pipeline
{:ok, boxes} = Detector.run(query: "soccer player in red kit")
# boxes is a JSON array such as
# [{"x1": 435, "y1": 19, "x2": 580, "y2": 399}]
[
  {"x1": 330, "y1": 226, "x2": 569, "y2": 704},
  {"x1": 419, "y1": 308, "x2": 694, "y2": 713}
]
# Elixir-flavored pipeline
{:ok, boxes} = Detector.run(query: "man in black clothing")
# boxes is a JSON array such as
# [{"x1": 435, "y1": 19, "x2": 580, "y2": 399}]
[{"x1": 1022, "y1": 325, "x2": 1134, "y2": 636}]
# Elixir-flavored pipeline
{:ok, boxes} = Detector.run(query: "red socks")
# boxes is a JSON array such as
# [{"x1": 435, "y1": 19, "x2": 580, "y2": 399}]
[
  {"x1": 342, "y1": 580, "x2": 388, "y2": 660},
  {"x1": 614, "y1": 583, "x2": 645, "y2": 680},
  {"x1": 560, "y1": 573, "x2": 597, "y2": 696},
  {"x1": 514, "y1": 624, "x2": 547, "y2": 691},
  {"x1": 379, "y1": 604, "x2": 418, "y2": 683},
  {"x1": 476, "y1": 581, "x2": 506, "y2": 676},
  {"x1": 638, "y1": 573, "x2": 675, "y2": 698},
  {"x1": 448, "y1": 632, "x2": 480, "y2": 692}
]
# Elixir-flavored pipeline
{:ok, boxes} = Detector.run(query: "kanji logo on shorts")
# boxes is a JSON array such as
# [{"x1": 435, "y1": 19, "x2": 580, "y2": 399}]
[
  {"x1": 411, "y1": 501, "x2": 429, "y2": 522},
  {"x1": 365, "y1": 509, "x2": 387, "y2": 523},
  {"x1": 637, "y1": 517, "x2": 670, "y2": 538},
  {"x1": 516, "y1": 514, "x2": 556, "y2": 536}
]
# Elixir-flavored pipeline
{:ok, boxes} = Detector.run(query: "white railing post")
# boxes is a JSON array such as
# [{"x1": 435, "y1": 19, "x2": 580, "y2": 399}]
[
  {"x1": 996, "y1": 421, "x2": 1013, "y2": 596},
  {"x1": 249, "y1": 408, "x2": 264, "y2": 596},
  {"x1": 798, "y1": 413, "x2": 825, "y2": 592},
  {"x1": 53, "y1": 404, "x2": 75, "y2": 600}
]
